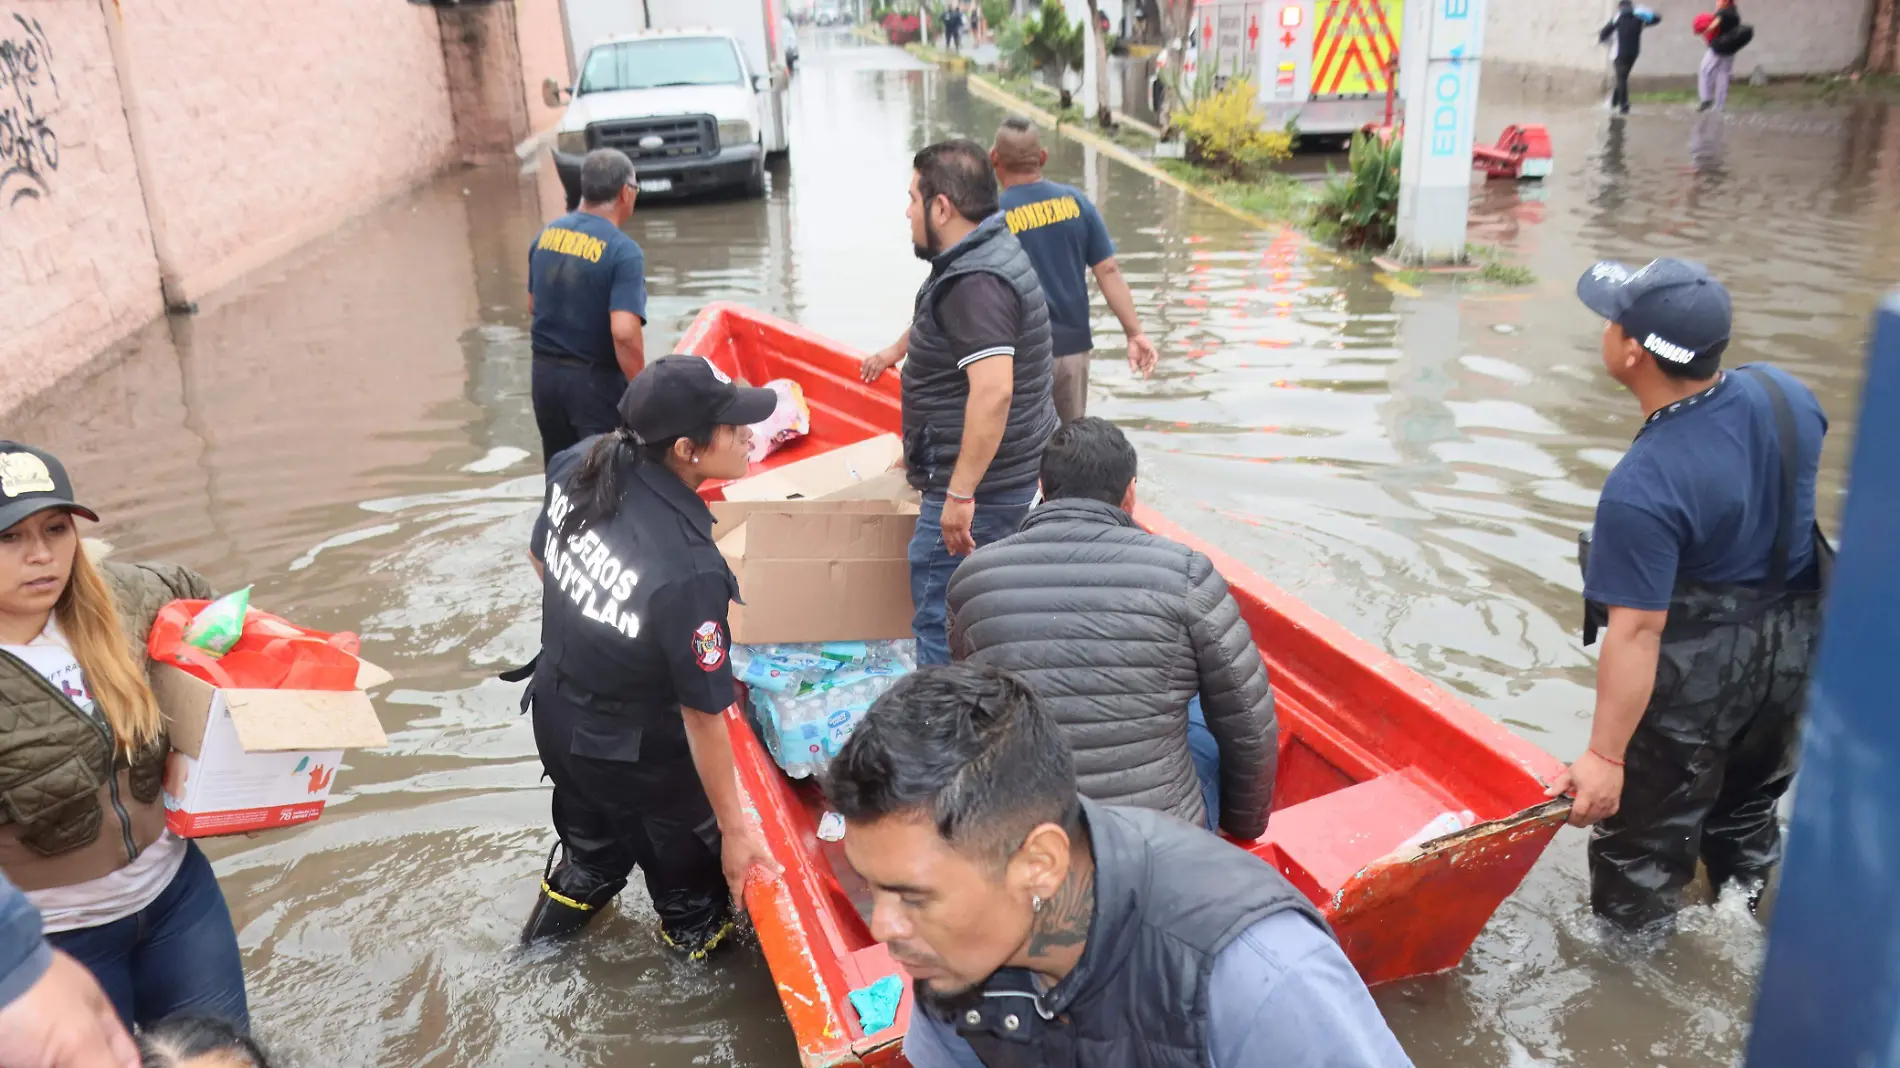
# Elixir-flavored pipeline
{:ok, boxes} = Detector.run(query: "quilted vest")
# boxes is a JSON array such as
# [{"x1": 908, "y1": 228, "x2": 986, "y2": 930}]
[
  {"x1": 920, "y1": 799, "x2": 1326, "y2": 1068},
  {"x1": 0, "y1": 560, "x2": 211, "y2": 891},
  {"x1": 901, "y1": 213, "x2": 1058, "y2": 496}
]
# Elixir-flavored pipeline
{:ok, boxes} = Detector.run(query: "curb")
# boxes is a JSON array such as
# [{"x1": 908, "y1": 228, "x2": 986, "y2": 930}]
[{"x1": 959, "y1": 74, "x2": 1398, "y2": 293}]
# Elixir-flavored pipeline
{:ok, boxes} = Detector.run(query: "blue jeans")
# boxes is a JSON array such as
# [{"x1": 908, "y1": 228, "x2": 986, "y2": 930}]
[
  {"x1": 47, "y1": 841, "x2": 249, "y2": 1030},
  {"x1": 1186, "y1": 694, "x2": 1221, "y2": 832},
  {"x1": 910, "y1": 486, "x2": 1038, "y2": 666}
]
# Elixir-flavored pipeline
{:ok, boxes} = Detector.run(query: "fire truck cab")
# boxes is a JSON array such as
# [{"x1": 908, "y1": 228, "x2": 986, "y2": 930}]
[{"x1": 1187, "y1": 0, "x2": 1403, "y2": 141}]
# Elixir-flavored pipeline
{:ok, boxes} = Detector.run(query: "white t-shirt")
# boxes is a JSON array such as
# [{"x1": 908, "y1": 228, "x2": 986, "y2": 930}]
[{"x1": 3, "y1": 619, "x2": 187, "y2": 933}]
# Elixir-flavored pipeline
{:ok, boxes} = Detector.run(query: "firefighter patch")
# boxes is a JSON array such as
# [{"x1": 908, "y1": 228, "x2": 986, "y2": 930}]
[{"x1": 691, "y1": 620, "x2": 727, "y2": 671}]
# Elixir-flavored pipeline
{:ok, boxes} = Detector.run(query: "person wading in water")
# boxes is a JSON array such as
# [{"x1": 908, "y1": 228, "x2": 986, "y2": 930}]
[{"x1": 1557, "y1": 259, "x2": 1829, "y2": 933}]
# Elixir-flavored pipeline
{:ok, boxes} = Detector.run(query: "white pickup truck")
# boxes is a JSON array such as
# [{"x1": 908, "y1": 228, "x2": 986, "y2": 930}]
[{"x1": 549, "y1": 29, "x2": 777, "y2": 204}]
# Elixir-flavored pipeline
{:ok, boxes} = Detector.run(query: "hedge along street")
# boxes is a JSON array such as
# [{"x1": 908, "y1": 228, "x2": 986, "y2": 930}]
[{"x1": 957, "y1": 70, "x2": 1423, "y2": 298}]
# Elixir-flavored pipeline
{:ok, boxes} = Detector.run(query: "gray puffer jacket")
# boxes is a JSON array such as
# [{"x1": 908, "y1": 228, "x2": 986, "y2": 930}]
[{"x1": 945, "y1": 499, "x2": 1277, "y2": 838}]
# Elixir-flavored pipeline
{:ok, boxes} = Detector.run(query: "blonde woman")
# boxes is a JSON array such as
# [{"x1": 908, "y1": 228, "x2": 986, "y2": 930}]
[{"x1": 0, "y1": 442, "x2": 245, "y2": 1030}]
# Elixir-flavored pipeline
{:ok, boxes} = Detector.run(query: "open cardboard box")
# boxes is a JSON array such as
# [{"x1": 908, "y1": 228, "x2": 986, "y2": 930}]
[
  {"x1": 712, "y1": 433, "x2": 920, "y2": 644},
  {"x1": 150, "y1": 658, "x2": 391, "y2": 838},
  {"x1": 721, "y1": 434, "x2": 915, "y2": 504}
]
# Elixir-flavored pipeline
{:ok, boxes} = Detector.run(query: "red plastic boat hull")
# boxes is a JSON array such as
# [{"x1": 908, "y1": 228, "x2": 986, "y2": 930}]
[{"x1": 679, "y1": 302, "x2": 1568, "y2": 1067}]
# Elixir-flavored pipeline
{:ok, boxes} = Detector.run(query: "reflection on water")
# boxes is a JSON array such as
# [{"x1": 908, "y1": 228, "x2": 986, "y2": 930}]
[{"x1": 8, "y1": 30, "x2": 1888, "y2": 1067}]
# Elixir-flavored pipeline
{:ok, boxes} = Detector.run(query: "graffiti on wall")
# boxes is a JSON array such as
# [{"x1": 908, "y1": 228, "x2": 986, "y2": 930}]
[{"x1": 0, "y1": 13, "x2": 57, "y2": 207}]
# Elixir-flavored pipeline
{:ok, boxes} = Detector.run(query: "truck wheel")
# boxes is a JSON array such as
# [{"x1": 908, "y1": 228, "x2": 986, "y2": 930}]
[{"x1": 744, "y1": 160, "x2": 768, "y2": 198}]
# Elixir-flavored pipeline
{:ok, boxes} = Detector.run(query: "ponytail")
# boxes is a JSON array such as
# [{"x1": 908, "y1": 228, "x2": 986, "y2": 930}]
[
  {"x1": 559, "y1": 429, "x2": 636, "y2": 541},
  {"x1": 557, "y1": 425, "x2": 720, "y2": 540}
]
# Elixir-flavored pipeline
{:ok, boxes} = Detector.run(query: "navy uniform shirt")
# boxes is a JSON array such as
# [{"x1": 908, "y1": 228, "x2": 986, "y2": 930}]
[
  {"x1": 528, "y1": 211, "x2": 649, "y2": 368},
  {"x1": 530, "y1": 441, "x2": 738, "y2": 716},
  {"x1": 999, "y1": 179, "x2": 1115, "y2": 357},
  {"x1": 1585, "y1": 364, "x2": 1827, "y2": 612}
]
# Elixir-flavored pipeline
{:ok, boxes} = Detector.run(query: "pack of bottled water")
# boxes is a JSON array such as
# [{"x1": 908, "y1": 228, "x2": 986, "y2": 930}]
[{"x1": 732, "y1": 639, "x2": 917, "y2": 779}]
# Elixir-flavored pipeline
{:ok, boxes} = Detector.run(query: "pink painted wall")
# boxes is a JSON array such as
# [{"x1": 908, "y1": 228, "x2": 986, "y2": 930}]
[
  {"x1": 515, "y1": 0, "x2": 571, "y2": 132},
  {"x1": 0, "y1": 1, "x2": 164, "y2": 415},
  {"x1": 117, "y1": 0, "x2": 458, "y2": 300},
  {"x1": 1, "y1": 0, "x2": 569, "y2": 418}
]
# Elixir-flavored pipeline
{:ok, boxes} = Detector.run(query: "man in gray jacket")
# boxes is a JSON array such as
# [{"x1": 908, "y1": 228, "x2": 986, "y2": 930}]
[{"x1": 946, "y1": 417, "x2": 1277, "y2": 839}]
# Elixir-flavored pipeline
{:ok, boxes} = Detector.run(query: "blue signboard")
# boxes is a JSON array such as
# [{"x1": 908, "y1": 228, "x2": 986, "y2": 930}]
[{"x1": 1745, "y1": 293, "x2": 1900, "y2": 1066}]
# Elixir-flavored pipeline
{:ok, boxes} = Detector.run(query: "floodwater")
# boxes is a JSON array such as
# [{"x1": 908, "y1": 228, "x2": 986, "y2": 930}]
[{"x1": 10, "y1": 29, "x2": 1894, "y2": 1068}]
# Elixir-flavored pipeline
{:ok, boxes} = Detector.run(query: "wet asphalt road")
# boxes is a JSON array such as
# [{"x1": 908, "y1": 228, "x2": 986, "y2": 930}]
[{"x1": 10, "y1": 28, "x2": 1892, "y2": 1067}]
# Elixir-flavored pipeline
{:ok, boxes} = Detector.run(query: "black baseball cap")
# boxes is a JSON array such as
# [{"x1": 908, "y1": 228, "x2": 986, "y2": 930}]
[
  {"x1": 617, "y1": 355, "x2": 779, "y2": 444},
  {"x1": 1576, "y1": 258, "x2": 1732, "y2": 376},
  {"x1": 0, "y1": 442, "x2": 98, "y2": 533}
]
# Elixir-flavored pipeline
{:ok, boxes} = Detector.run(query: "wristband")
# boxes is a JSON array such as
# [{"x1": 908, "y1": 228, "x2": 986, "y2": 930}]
[
  {"x1": 1587, "y1": 747, "x2": 1625, "y2": 768},
  {"x1": 946, "y1": 490, "x2": 975, "y2": 504}
]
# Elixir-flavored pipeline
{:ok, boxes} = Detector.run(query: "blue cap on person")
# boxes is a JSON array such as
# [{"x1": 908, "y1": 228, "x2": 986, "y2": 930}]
[
  {"x1": 0, "y1": 442, "x2": 98, "y2": 532},
  {"x1": 1576, "y1": 258, "x2": 1733, "y2": 377}
]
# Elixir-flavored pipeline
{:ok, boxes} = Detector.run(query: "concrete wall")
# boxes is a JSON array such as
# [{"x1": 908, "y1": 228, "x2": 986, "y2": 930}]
[
  {"x1": 516, "y1": 0, "x2": 572, "y2": 130},
  {"x1": 1870, "y1": 0, "x2": 1900, "y2": 72},
  {"x1": 0, "y1": 1, "x2": 164, "y2": 416},
  {"x1": 118, "y1": 0, "x2": 458, "y2": 302},
  {"x1": 1483, "y1": 0, "x2": 1878, "y2": 97},
  {"x1": 441, "y1": 3, "x2": 530, "y2": 162},
  {"x1": 0, "y1": 0, "x2": 568, "y2": 419}
]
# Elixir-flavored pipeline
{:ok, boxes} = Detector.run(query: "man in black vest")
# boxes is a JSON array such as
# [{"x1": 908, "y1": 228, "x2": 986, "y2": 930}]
[
  {"x1": 858, "y1": 140, "x2": 1058, "y2": 666},
  {"x1": 1557, "y1": 259, "x2": 1828, "y2": 933},
  {"x1": 825, "y1": 663, "x2": 1412, "y2": 1068}
]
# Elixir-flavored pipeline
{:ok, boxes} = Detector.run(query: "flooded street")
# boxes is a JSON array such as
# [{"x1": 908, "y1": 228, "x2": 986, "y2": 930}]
[{"x1": 10, "y1": 29, "x2": 1893, "y2": 1067}]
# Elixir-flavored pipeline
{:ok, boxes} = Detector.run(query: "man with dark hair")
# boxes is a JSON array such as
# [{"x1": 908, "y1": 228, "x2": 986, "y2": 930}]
[
  {"x1": 1598, "y1": 1, "x2": 1661, "y2": 115},
  {"x1": 860, "y1": 139, "x2": 1057, "y2": 666},
  {"x1": 1558, "y1": 258, "x2": 1829, "y2": 932},
  {"x1": 945, "y1": 417, "x2": 1275, "y2": 837},
  {"x1": 991, "y1": 118, "x2": 1158, "y2": 421},
  {"x1": 528, "y1": 148, "x2": 649, "y2": 466},
  {"x1": 825, "y1": 663, "x2": 1411, "y2": 1068},
  {"x1": 941, "y1": 2, "x2": 964, "y2": 50}
]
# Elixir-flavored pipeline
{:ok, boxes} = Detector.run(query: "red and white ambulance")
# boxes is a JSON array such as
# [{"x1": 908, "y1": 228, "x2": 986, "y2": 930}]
[{"x1": 1185, "y1": 0, "x2": 1404, "y2": 140}]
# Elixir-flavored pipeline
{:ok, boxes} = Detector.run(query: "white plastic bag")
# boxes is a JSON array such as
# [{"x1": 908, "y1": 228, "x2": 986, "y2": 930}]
[{"x1": 745, "y1": 379, "x2": 811, "y2": 463}]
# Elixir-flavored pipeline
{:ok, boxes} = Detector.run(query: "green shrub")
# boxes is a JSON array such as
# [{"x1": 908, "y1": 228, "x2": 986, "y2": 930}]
[
  {"x1": 979, "y1": 0, "x2": 1012, "y2": 31},
  {"x1": 996, "y1": 17, "x2": 1031, "y2": 76},
  {"x1": 1317, "y1": 130, "x2": 1401, "y2": 249},
  {"x1": 1175, "y1": 79, "x2": 1292, "y2": 180}
]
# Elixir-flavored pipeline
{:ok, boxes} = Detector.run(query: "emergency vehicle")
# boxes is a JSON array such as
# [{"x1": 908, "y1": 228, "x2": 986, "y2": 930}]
[{"x1": 1185, "y1": 0, "x2": 1403, "y2": 140}]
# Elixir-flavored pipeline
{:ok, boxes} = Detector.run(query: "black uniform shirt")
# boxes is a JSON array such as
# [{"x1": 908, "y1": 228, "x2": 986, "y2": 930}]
[{"x1": 531, "y1": 440, "x2": 739, "y2": 716}]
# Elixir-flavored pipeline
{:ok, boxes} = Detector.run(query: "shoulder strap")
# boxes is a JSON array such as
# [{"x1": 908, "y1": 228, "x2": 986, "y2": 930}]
[{"x1": 1733, "y1": 367, "x2": 1798, "y2": 597}]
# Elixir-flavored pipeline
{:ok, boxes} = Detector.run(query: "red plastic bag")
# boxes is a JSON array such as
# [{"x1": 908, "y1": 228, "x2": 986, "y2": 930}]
[{"x1": 149, "y1": 600, "x2": 362, "y2": 691}]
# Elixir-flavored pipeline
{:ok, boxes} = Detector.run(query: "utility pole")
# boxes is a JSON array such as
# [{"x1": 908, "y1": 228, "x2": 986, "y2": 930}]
[{"x1": 1393, "y1": 0, "x2": 1485, "y2": 265}]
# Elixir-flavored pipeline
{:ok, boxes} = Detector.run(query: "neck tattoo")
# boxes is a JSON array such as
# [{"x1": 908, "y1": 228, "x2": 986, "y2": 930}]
[{"x1": 1024, "y1": 855, "x2": 1094, "y2": 969}]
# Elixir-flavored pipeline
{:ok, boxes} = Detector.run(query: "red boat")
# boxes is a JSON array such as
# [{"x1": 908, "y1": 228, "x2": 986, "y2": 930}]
[{"x1": 681, "y1": 302, "x2": 1570, "y2": 1067}]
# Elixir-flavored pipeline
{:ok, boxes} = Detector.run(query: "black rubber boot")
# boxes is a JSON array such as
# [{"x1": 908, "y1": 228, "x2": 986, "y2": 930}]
[
  {"x1": 658, "y1": 900, "x2": 737, "y2": 961},
  {"x1": 522, "y1": 845, "x2": 627, "y2": 944}
]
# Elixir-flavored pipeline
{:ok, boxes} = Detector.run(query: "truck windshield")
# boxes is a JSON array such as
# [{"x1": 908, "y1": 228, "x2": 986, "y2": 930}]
[{"x1": 578, "y1": 38, "x2": 745, "y2": 94}]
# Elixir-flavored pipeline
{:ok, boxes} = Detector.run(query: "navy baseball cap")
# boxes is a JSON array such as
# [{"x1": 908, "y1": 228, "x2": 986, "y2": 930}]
[
  {"x1": 0, "y1": 442, "x2": 98, "y2": 533},
  {"x1": 1577, "y1": 258, "x2": 1732, "y2": 376},
  {"x1": 617, "y1": 355, "x2": 779, "y2": 444}
]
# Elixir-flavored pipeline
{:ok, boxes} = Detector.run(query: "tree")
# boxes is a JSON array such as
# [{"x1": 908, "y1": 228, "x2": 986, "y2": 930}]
[
  {"x1": 1085, "y1": 0, "x2": 1113, "y2": 127},
  {"x1": 1156, "y1": 0, "x2": 1196, "y2": 135},
  {"x1": 1022, "y1": 0, "x2": 1085, "y2": 110}
]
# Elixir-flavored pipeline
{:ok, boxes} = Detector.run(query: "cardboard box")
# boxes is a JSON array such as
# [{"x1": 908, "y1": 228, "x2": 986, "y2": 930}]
[
  {"x1": 151, "y1": 659, "x2": 391, "y2": 838},
  {"x1": 722, "y1": 433, "x2": 905, "y2": 502},
  {"x1": 712, "y1": 498, "x2": 919, "y2": 644}
]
